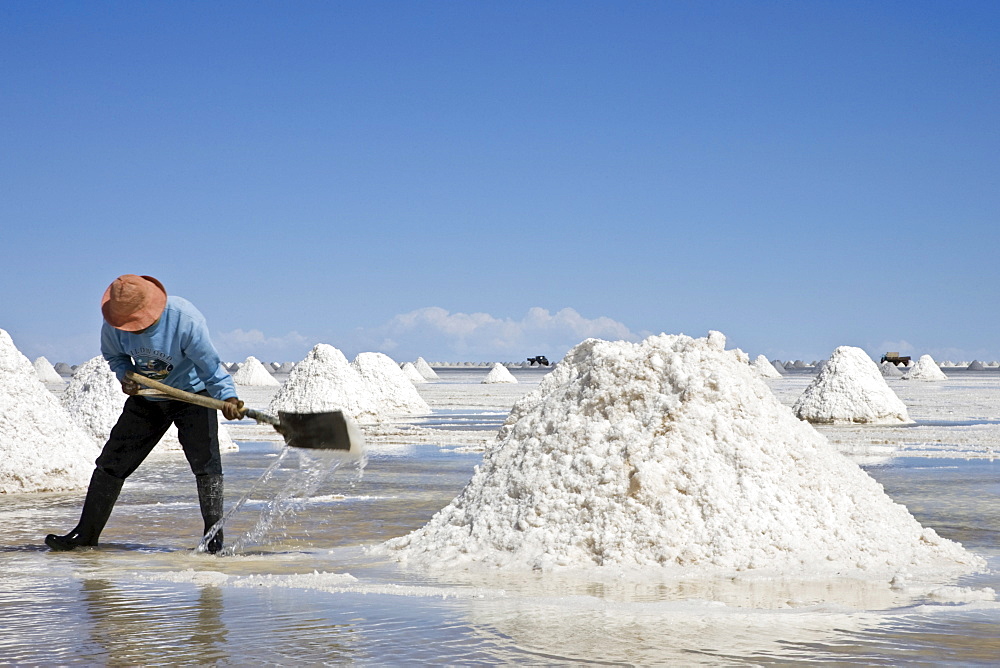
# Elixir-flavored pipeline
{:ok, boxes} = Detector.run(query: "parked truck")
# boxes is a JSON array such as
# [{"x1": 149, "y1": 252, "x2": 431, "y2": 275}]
[
  {"x1": 880, "y1": 352, "x2": 911, "y2": 365},
  {"x1": 527, "y1": 355, "x2": 550, "y2": 367}
]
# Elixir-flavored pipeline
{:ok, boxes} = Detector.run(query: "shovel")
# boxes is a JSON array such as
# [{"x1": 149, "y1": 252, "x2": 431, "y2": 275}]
[{"x1": 126, "y1": 372, "x2": 364, "y2": 453}]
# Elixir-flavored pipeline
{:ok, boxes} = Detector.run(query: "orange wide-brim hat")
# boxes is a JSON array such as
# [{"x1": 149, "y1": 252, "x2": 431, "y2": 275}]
[{"x1": 101, "y1": 274, "x2": 168, "y2": 332}]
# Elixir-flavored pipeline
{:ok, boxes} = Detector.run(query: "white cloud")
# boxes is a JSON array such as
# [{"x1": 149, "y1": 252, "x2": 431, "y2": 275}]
[
  {"x1": 214, "y1": 328, "x2": 311, "y2": 363},
  {"x1": 353, "y1": 306, "x2": 643, "y2": 362}
]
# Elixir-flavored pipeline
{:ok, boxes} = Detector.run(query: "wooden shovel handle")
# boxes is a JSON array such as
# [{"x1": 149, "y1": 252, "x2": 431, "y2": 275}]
[{"x1": 125, "y1": 372, "x2": 247, "y2": 417}]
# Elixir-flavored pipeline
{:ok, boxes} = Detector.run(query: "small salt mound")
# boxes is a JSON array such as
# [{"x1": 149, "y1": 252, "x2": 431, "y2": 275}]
[
  {"x1": 54, "y1": 362, "x2": 73, "y2": 376},
  {"x1": 62, "y1": 356, "x2": 238, "y2": 453},
  {"x1": 414, "y1": 357, "x2": 439, "y2": 380},
  {"x1": 351, "y1": 352, "x2": 430, "y2": 415},
  {"x1": 231, "y1": 356, "x2": 280, "y2": 387},
  {"x1": 770, "y1": 360, "x2": 786, "y2": 375},
  {"x1": 384, "y1": 332, "x2": 980, "y2": 576},
  {"x1": 751, "y1": 354, "x2": 781, "y2": 379},
  {"x1": 269, "y1": 344, "x2": 379, "y2": 421},
  {"x1": 880, "y1": 361, "x2": 904, "y2": 378},
  {"x1": 33, "y1": 356, "x2": 64, "y2": 383},
  {"x1": 0, "y1": 329, "x2": 98, "y2": 492},
  {"x1": 482, "y1": 363, "x2": 518, "y2": 384},
  {"x1": 61, "y1": 356, "x2": 123, "y2": 443},
  {"x1": 903, "y1": 354, "x2": 948, "y2": 381},
  {"x1": 792, "y1": 346, "x2": 910, "y2": 424},
  {"x1": 276, "y1": 362, "x2": 296, "y2": 374},
  {"x1": 967, "y1": 360, "x2": 985, "y2": 371},
  {"x1": 400, "y1": 362, "x2": 427, "y2": 383}
]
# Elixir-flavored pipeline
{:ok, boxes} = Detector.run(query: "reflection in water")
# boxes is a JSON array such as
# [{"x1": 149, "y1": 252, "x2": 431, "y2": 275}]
[{"x1": 81, "y1": 578, "x2": 228, "y2": 665}]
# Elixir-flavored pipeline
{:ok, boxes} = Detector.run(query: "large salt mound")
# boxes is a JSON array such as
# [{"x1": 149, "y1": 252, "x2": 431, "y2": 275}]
[
  {"x1": 232, "y1": 355, "x2": 280, "y2": 387},
  {"x1": 903, "y1": 354, "x2": 948, "y2": 381},
  {"x1": 967, "y1": 359, "x2": 985, "y2": 371},
  {"x1": 383, "y1": 332, "x2": 979, "y2": 577},
  {"x1": 351, "y1": 352, "x2": 430, "y2": 415},
  {"x1": 751, "y1": 354, "x2": 781, "y2": 379},
  {"x1": 269, "y1": 344, "x2": 379, "y2": 421},
  {"x1": 33, "y1": 356, "x2": 64, "y2": 383},
  {"x1": 62, "y1": 356, "x2": 238, "y2": 453},
  {"x1": 0, "y1": 330, "x2": 98, "y2": 493},
  {"x1": 414, "y1": 357, "x2": 439, "y2": 380},
  {"x1": 400, "y1": 362, "x2": 427, "y2": 384},
  {"x1": 792, "y1": 346, "x2": 910, "y2": 424},
  {"x1": 482, "y1": 363, "x2": 518, "y2": 384}
]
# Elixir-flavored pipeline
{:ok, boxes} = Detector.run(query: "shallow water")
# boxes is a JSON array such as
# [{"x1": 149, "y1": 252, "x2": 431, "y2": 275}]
[{"x1": 2, "y1": 367, "x2": 998, "y2": 664}]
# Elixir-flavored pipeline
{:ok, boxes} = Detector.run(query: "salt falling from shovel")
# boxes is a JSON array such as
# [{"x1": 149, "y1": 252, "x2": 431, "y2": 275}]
[{"x1": 199, "y1": 447, "x2": 366, "y2": 555}]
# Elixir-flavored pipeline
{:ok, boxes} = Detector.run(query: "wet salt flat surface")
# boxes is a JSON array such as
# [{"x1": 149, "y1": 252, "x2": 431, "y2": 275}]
[{"x1": 2, "y1": 366, "x2": 999, "y2": 664}]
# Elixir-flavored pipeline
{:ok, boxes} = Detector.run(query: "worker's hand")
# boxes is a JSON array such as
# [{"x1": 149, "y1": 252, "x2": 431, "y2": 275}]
[
  {"x1": 121, "y1": 378, "x2": 141, "y2": 395},
  {"x1": 221, "y1": 397, "x2": 245, "y2": 421}
]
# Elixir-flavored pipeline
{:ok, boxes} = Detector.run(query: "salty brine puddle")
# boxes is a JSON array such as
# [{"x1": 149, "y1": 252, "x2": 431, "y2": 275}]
[
  {"x1": 2, "y1": 368, "x2": 999, "y2": 665},
  {"x1": 2, "y1": 443, "x2": 997, "y2": 665}
]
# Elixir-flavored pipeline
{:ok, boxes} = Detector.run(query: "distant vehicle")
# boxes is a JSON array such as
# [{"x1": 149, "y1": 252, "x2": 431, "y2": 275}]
[
  {"x1": 527, "y1": 355, "x2": 550, "y2": 366},
  {"x1": 880, "y1": 352, "x2": 911, "y2": 365}
]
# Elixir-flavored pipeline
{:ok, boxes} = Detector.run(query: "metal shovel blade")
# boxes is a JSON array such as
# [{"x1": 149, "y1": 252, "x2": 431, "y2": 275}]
[{"x1": 277, "y1": 410, "x2": 358, "y2": 451}]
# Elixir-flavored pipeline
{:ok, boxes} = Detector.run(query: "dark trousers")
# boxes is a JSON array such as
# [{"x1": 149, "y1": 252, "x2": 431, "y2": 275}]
[{"x1": 96, "y1": 395, "x2": 223, "y2": 480}]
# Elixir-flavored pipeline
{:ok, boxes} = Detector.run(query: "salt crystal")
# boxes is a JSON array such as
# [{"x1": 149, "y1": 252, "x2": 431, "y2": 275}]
[
  {"x1": 793, "y1": 346, "x2": 910, "y2": 424},
  {"x1": 0, "y1": 329, "x2": 97, "y2": 492},
  {"x1": 383, "y1": 332, "x2": 979, "y2": 577}
]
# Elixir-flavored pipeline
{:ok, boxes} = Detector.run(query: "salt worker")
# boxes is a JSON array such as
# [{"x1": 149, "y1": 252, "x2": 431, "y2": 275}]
[{"x1": 45, "y1": 275, "x2": 243, "y2": 554}]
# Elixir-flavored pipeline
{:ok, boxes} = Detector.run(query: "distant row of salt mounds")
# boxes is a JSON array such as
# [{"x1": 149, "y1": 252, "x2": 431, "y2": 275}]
[
  {"x1": 269, "y1": 344, "x2": 430, "y2": 421},
  {"x1": 793, "y1": 347, "x2": 911, "y2": 424},
  {"x1": 384, "y1": 332, "x2": 981, "y2": 578},
  {"x1": 482, "y1": 363, "x2": 518, "y2": 384},
  {"x1": 231, "y1": 355, "x2": 281, "y2": 387},
  {"x1": 1, "y1": 329, "x2": 98, "y2": 493}
]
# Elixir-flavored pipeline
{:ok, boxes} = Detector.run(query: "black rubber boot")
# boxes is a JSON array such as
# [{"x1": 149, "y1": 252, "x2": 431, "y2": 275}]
[
  {"x1": 45, "y1": 469, "x2": 124, "y2": 551},
  {"x1": 197, "y1": 474, "x2": 224, "y2": 554}
]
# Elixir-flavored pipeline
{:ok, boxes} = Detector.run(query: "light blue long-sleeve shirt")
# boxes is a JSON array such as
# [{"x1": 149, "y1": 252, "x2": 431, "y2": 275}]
[{"x1": 101, "y1": 295, "x2": 237, "y2": 401}]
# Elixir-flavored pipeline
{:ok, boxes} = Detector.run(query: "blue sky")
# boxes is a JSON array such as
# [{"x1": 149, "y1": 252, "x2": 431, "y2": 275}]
[{"x1": 2, "y1": 1, "x2": 998, "y2": 365}]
